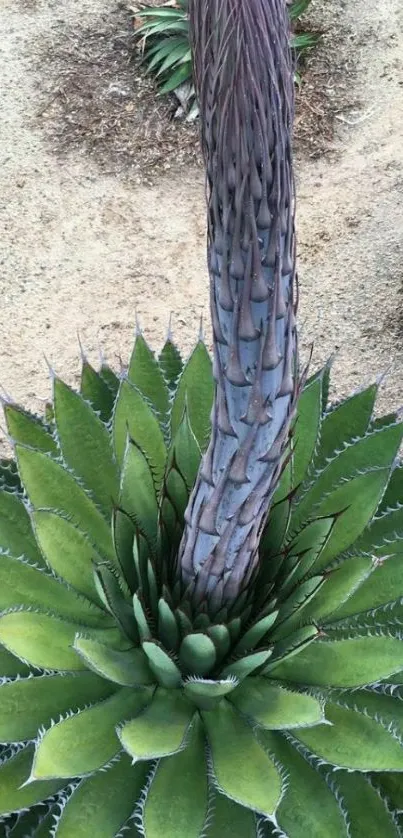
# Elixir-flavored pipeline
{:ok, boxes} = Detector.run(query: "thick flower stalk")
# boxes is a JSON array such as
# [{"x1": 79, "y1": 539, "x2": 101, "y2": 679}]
[{"x1": 179, "y1": 0, "x2": 299, "y2": 606}]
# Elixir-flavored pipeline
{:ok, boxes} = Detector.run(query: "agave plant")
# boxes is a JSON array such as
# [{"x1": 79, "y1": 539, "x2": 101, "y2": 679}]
[
  {"x1": 1, "y1": 0, "x2": 403, "y2": 836},
  {"x1": 134, "y1": 0, "x2": 319, "y2": 107}
]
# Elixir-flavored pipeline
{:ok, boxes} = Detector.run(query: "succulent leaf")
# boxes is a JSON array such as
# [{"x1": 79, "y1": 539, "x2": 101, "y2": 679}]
[
  {"x1": 0, "y1": 745, "x2": 65, "y2": 817},
  {"x1": 73, "y1": 636, "x2": 154, "y2": 686},
  {"x1": 268, "y1": 635, "x2": 403, "y2": 688},
  {"x1": 32, "y1": 510, "x2": 109, "y2": 603},
  {"x1": 208, "y1": 794, "x2": 260, "y2": 837},
  {"x1": 334, "y1": 554, "x2": 403, "y2": 620},
  {"x1": 294, "y1": 702, "x2": 403, "y2": 771},
  {"x1": 0, "y1": 672, "x2": 116, "y2": 743},
  {"x1": 231, "y1": 679, "x2": 324, "y2": 730},
  {"x1": 202, "y1": 700, "x2": 283, "y2": 817},
  {"x1": 143, "y1": 716, "x2": 208, "y2": 838},
  {"x1": 335, "y1": 772, "x2": 401, "y2": 838},
  {"x1": 31, "y1": 688, "x2": 150, "y2": 779},
  {"x1": 260, "y1": 731, "x2": 347, "y2": 838},
  {"x1": 118, "y1": 688, "x2": 194, "y2": 760},
  {"x1": 80, "y1": 360, "x2": 117, "y2": 424},
  {"x1": 315, "y1": 383, "x2": 378, "y2": 470},
  {"x1": 158, "y1": 335, "x2": 183, "y2": 390},
  {"x1": 113, "y1": 379, "x2": 166, "y2": 488},
  {"x1": 4, "y1": 403, "x2": 58, "y2": 456},
  {"x1": 0, "y1": 554, "x2": 106, "y2": 627},
  {"x1": 292, "y1": 369, "x2": 323, "y2": 489},
  {"x1": 0, "y1": 610, "x2": 98, "y2": 672},
  {"x1": 0, "y1": 489, "x2": 45, "y2": 568},
  {"x1": 54, "y1": 753, "x2": 148, "y2": 838},
  {"x1": 141, "y1": 640, "x2": 182, "y2": 688},
  {"x1": 16, "y1": 445, "x2": 115, "y2": 560},
  {"x1": 286, "y1": 554, "x2": 373, "y2": 626},
  {"x1": 128, "y1": 332, "x2": 170, "y2": 426},
  {"x1": 53, "y1": 378, "x2": 119, "y2": 516},
  {"x1": 170, "y1": 340, "x2": 214, "y2": 451}
]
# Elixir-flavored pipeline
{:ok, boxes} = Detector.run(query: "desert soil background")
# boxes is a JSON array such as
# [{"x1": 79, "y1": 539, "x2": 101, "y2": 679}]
[{"x1": 0, "y1": 0, "x2": 402, "y2": 450}]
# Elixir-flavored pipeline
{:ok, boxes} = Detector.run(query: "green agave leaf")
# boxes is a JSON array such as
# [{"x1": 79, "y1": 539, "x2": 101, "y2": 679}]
[
  {"x1": 4, "y1": 403, "x2": 58, "y2": 455},
  {"x1": 0, "y1": 554, "x2": 107, "y2": 627},
  {"x1": 378, "y1": 464, "x2": 403, "y2": 513},
  {"x1": 234, "y1": 612, "x2": 278, "y2": 655},
  {"x1": 158, "y1": 598, "x2": 179, "y2": 652},
  {"x1": 168, "y1": 405, "x2": 201, "y2": 493},
  {"x1": 294, "y1": 702, "x2": 403, "y2": 771},
  {"x1": 335, "y1": 772, "x2": 400, "y2": 838},
  {"x1": 208, "y1": 794, "x2": 259, "y2": 838},
  {"x1": 350, "y1": 505, "x2": 403, "y2": 556},
  {"x1": 119, "y1": 440, "x2": 159, "y2": 548},
  {"x1": 158, "y1": 334, "x2": 183, "y2": 389},
  {"x1": 0, "y1": 745, "x2": 64, "y2": 817},
  {"x1": 112, "y1": 507, "x2": 138, "y2": 593},
  {"x1": 113, "y1": 378, "x2": 166, "y2": 489},
  {"x1": 180, "y1": 632, "x2": 217, "y2": 676},
  {"x1": 0, "y1": 610, "x2": 92, "y2": 671},
  {"x1": 221, "y1": 648, "x2": 272, "y2": 681},
  {"x1": 55, "y1": 753, "x2": 149, "y2": 838},
  {"x1": 230, "y1": 678, "x2": 324, "y2": 730},
  {"x1": 53, "y1": 378, "x2": 119, "y2": 517},
  {"x1": 292, "y1": 555, "x2": 373, "y2": 626},
  {"x1": 303, "y1": 469, "x2": 393, "y2": 569},
  {"x1": 0, "y1": 645, "x2": 30, "y2": 678},
  {"x1": 376, "y1": 772, "x2": 403, "y2": 813},
  {"x1": 334, "y1": 554, "x2": 403, "y2": 620},
  {"x1": 207, "y1": 623, "x2": 231, "y2": 660},
  {"x1": 0, "y1": 489, "x2": 44, "y2": 567},
  {"x1": 80, "y1": 360, "x2": 117, "y2": 423},
  {"x1": 100, "y1": 364, "x2": 120, "y2": 398},
  {"x1": 202, "y1": 700, "x2": 282, "y2": 817},
  {"x1": 0, "y1": 457, "x2": 21, "y2": 493},
  {"x1": 272, "y1": 576, "x2": 324, "y2": 639},
  {"x1": 259, "y1": 493, "x2": 291, "y2": 568},
  {"x1": 329, "y1": 688, "x2": 403, "y2": 737},
  {"x1": 259, "y1": 731, "x2": 347, "y2": 838},
  {"x1": 282, "y1": 517, "x2": 335, "y2": 585},
  {"x1": 33, "y1": 510, "x2": 110, "y2": 603},
  {"x1": 73, "y1": 636, "x2": 154, "y2": 686},
  {"x1": 93, "y1": 563, "x2": 137, "y2": 643},
  {"x1": 264, "y1": 625, "x2": 319, "y2": 672},
  {"x1": 141, "y1": 640, "x2": 182, "y2": 688},
  {"x1": 292, "y1": 370, "x2": 322, "y2": 489},
  {"x1": 128, "y1": 332, "x2": 170, "y2": 425},
  {"x1": 143, "y1": 716, "x2": 208, "y2": 838},
  {"x1": 16, "y1": 445, "x2": 115, "y2": 560},
  {"x1": 31, "y1": 688, "x2": 150, "y2": 779},
  {"x1": 183, "y1": 677, "x2": 238, "y2": 710},
  {"x1": 119, "y1": 687, "x2": 194, "y2": 760},
  {"x1": 170, "y1": 340, "x2": 213, "y2": 451},
  {"x1": 132, "y1": 593, "x2": 152, "y2": 642},
  {"x1": 314, "y1": 383, "x2": 378, "y2": 470},
  {"x1": 293, "y1": 421, "x2": 403, "y2": 530},
  {"x1": 0, "y1": 671, "x2": 116, "y2": 742},
  {"x1": 7, "y1": 806, "x2": 54, "y2": 838},
  {"x1": 268, "y1": 635, "x2": 403, "y2": 687}
]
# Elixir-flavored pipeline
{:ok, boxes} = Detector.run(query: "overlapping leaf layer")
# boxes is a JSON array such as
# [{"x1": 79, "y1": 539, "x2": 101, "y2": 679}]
[{"x1": 1, "y1": 335, "x2": 403, "y2": 837}]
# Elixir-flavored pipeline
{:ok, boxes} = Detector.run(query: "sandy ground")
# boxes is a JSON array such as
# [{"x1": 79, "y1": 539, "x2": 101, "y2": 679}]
[{"x1": 0, "y1": 0, "x2": 402, "y2": 451}]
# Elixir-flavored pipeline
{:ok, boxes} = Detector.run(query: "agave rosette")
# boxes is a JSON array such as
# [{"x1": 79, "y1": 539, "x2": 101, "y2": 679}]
[{"x1": 0, "y1": 333, "x2": 403, "y2": 837}]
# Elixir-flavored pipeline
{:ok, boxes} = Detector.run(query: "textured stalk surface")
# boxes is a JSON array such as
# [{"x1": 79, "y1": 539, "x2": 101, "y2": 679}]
[{"x1": 179, "y1": 0, "x2": 299, "y2": 606}]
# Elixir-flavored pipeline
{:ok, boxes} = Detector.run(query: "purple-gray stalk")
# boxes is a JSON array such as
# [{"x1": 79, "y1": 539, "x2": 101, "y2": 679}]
[{"x1": 179, "y1": 0, "x2": 299, "y2": 609}]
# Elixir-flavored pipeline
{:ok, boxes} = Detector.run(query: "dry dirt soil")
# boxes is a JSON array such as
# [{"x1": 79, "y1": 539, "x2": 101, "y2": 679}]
[{"x1": 0, "y1": 0, "x2": 402, "y2": 450}]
